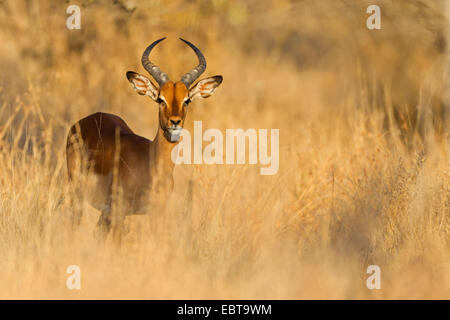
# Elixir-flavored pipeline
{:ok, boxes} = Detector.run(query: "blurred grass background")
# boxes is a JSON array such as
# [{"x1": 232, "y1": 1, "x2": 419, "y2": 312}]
[{"x1": 0, "y1": 0, "x2": 448, "y2": 298}]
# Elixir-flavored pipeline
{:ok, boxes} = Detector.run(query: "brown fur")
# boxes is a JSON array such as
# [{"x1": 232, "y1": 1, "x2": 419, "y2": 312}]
[{"x1": 66, "y1": 110, "x2": 177, "y2": 238}]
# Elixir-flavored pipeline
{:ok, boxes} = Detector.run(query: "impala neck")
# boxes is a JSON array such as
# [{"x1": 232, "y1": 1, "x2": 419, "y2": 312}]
[{"x1": 152, "y1": 127, "x2": 177, "y2": 174}]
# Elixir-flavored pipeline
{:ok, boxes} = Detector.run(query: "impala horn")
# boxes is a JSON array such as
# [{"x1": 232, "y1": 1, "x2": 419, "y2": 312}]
[
  {"x1": 179, "y1": 38, "x2": 206, "y2": 88},
  {"x1": 141, "y1": 37, "x2": 170, "y2": 86}
]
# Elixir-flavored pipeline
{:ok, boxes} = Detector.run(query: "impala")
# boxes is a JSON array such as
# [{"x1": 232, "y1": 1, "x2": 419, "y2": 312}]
[{"x1": 66, "y1": 38, "x2": 223, "y2": 237}]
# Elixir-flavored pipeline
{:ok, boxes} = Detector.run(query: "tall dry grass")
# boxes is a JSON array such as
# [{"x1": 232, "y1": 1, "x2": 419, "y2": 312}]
[{"x1": 0, "y1": 0, "x2": 448, "y2": 299}]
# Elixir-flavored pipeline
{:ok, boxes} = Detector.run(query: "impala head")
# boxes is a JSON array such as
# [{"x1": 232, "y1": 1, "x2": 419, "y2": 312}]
[{"x1": 127, "y1": 37, "x2": 223, "y2": 143}]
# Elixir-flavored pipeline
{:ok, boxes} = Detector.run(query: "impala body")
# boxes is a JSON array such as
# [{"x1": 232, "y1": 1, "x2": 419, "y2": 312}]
[{"x1": 66, "y1": 38, "x2": 222, "y2": 236}]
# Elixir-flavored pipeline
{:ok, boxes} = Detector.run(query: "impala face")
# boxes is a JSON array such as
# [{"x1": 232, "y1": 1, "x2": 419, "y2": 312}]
[{"x1": 126, "y1": 38, "x2": 223, "y2": 143}]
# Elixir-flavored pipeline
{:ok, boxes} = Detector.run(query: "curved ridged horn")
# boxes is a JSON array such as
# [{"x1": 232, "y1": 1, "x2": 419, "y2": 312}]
[
  {"x1": 141, "y1": 37, "x2": 170, "y2": 86},
  {"x1": 179, "y1": 38, "x2": 206, "y2": 88}
]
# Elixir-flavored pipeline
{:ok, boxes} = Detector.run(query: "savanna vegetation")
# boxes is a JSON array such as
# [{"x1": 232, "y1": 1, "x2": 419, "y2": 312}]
[{"x1": 0, "y1": 0, "x2": 448, "y2": 298}]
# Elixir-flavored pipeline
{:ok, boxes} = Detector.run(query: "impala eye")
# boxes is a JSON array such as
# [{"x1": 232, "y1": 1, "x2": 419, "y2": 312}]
[
  {"x1": 157, "y1": 98, "x2": 166, "y2": 107},
  {"x1": 183, "y1": 99, "x2": 191, "y2": 107}
]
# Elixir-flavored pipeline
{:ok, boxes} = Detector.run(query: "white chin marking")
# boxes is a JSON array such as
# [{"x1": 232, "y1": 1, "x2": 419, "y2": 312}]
[{"x1": 165, "y1": 130, "x2": 181, "y2": 142}]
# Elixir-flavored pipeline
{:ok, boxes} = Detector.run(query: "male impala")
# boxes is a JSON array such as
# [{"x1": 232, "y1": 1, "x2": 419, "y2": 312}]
[{"x1": 66, "y1": 38, "x2": 222, "y2": 237}]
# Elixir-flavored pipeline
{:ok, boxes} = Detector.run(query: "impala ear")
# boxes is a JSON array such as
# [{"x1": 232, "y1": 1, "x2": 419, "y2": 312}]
[
  {"x1": 126, "y1": 71, "x2": 159, "y2": 101},
  {"x1": 188, "y1": 75, "x2": 223, "y2": 101}
]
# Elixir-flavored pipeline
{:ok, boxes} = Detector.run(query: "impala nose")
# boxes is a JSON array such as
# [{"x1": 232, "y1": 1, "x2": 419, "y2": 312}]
[{"x1": 170, "y1": 119, "x2": 181, "y2": 126}]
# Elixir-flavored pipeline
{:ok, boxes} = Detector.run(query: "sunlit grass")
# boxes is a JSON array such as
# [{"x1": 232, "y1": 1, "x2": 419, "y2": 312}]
[{"x1": 0, "y1": 0, "x2": 448, "y2": 299}]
